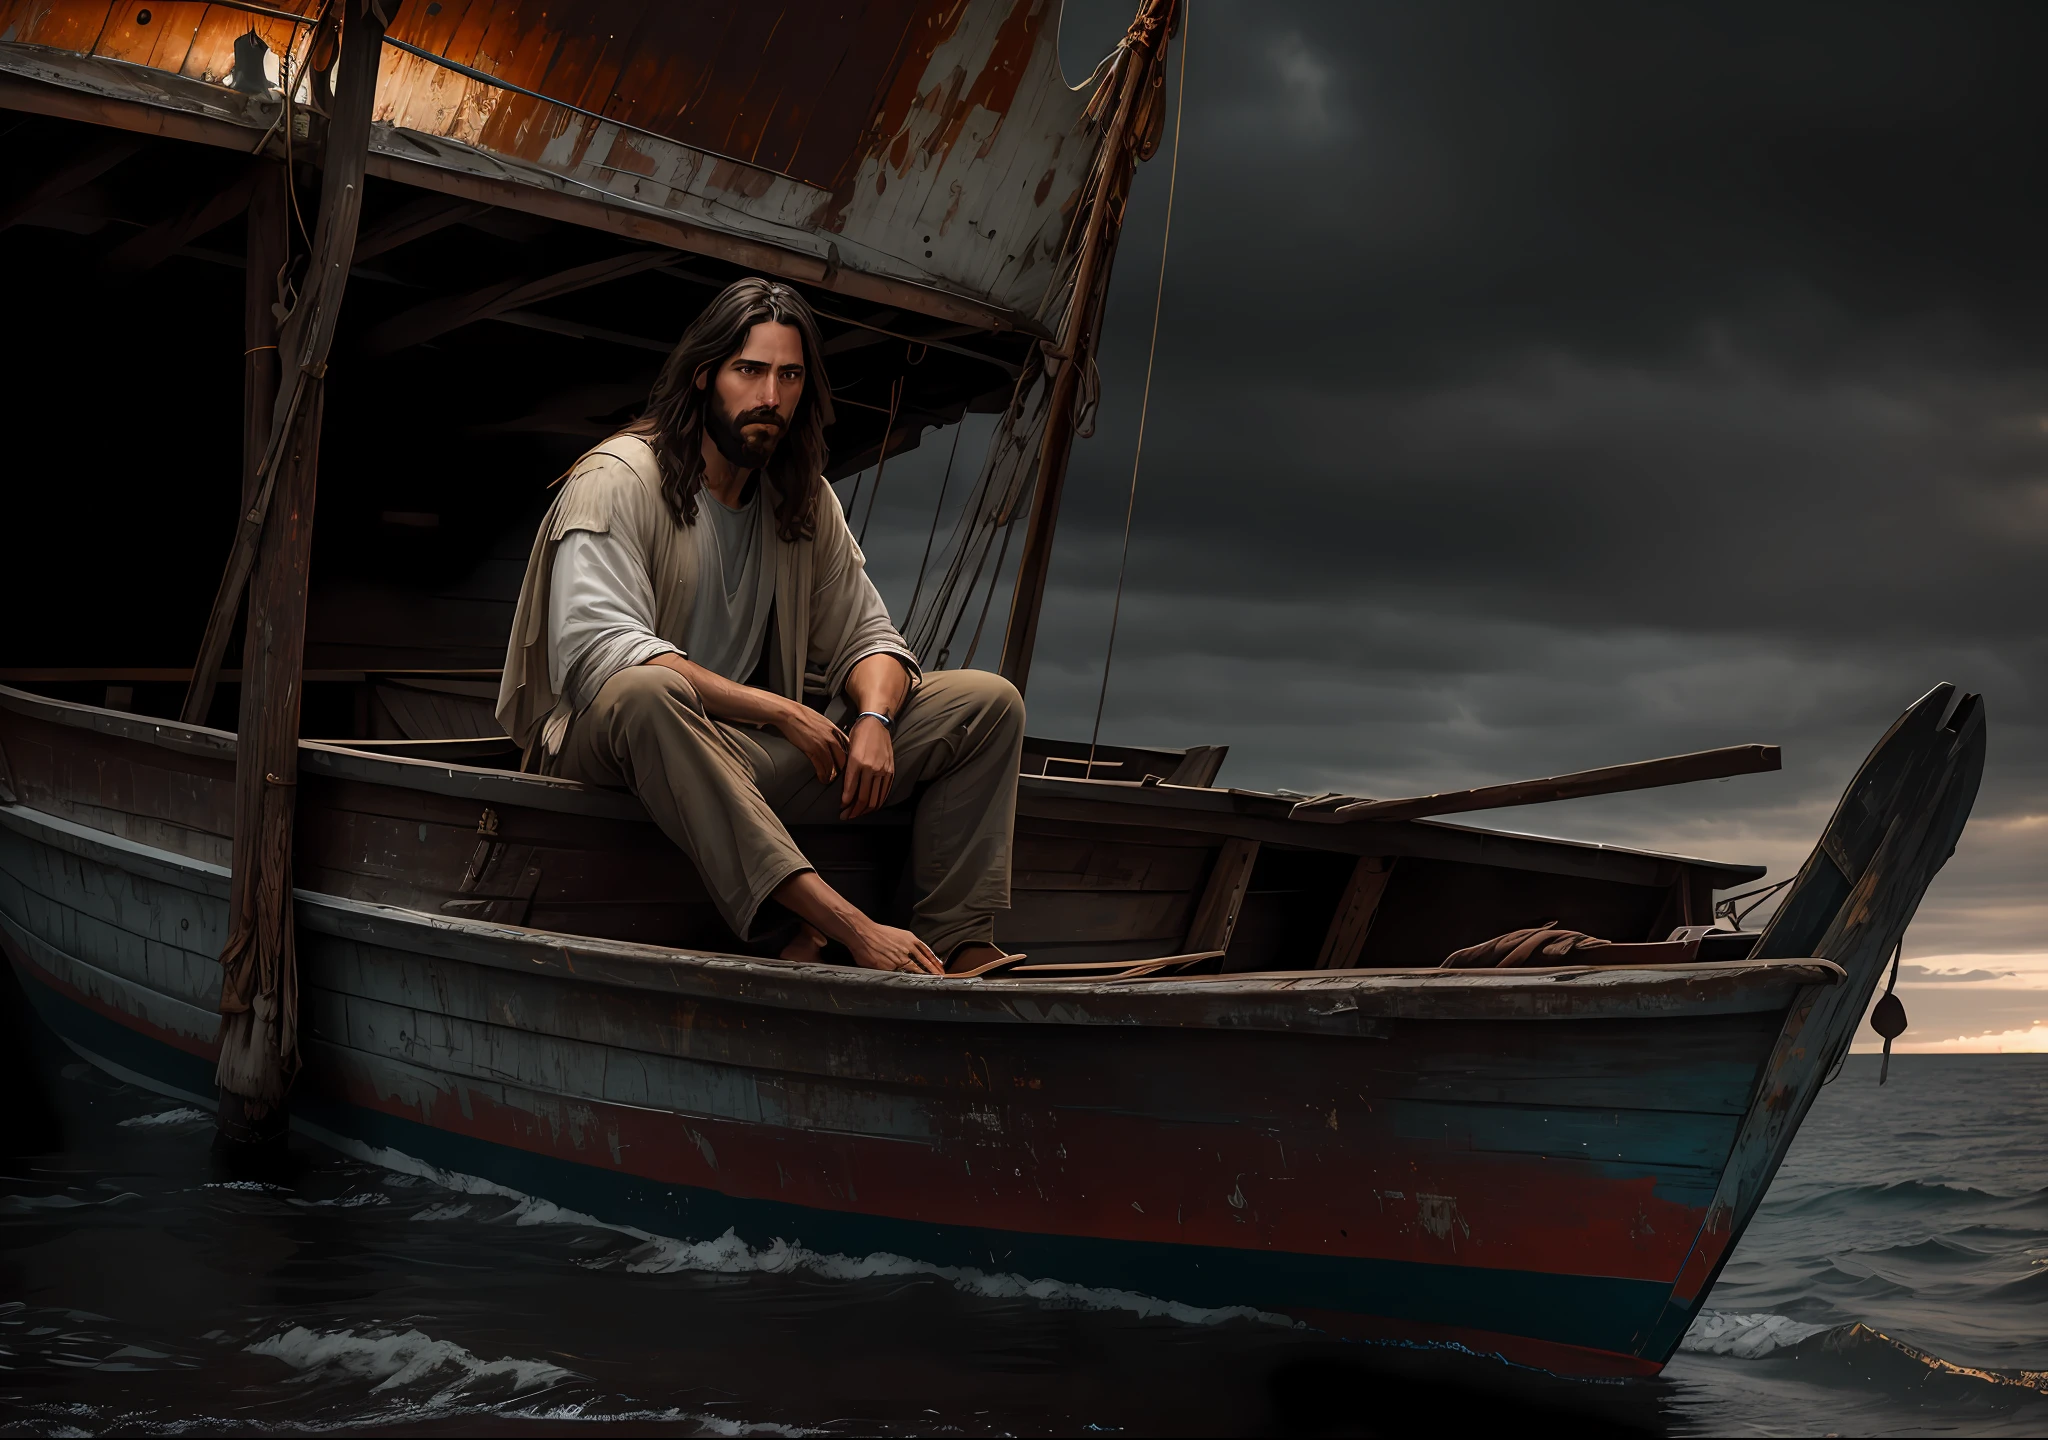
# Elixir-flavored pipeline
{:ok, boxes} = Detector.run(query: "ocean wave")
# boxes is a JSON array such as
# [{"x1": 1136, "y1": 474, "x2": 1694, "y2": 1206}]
[
  {"x1": 302, "y1": 1124, "x2": 1298, "y2": 1334},
  {"x1": 1770, "y1": 1179, "x2": 2048, "y2": 1216},
  {"x1": 1991, "y1": 1268, "x2": 2048, "y2": 1302},
  {"x1": 116, "y1": 1108, "x2": 209, "y2": 1128},
  {"x1": 1682, "y1": 1310, "x2": 1829, "y2": 1357},
  {"x1": 246, "y1": 1325, "x2": 572, "y2": 1404},
  {"x1": 1842, "y1": 1235, "x2": 1997, "y2": 1265},
  {"x1": 1682, "y1": 1313, "x2": 2048, "y2": 1403},
  {"x1": 596, "y1": 1227, "x2": 1299, "y2": 1331}
]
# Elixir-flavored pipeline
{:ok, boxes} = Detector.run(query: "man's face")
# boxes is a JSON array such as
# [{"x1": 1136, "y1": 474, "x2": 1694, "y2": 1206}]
[{"x1": 699, "y1": 320, "x2": 807, "y2": 470}]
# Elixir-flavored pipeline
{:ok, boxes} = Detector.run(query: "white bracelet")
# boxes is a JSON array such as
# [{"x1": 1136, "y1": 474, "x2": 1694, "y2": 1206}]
[{"x1": 855, "y1": 710, "x2": 893, "y2": 730}]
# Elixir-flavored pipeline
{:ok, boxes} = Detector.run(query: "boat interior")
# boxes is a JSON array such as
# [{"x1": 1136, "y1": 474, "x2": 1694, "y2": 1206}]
[{"x1": 1, "y1": 107, "x2": 1776, "y2": 981}]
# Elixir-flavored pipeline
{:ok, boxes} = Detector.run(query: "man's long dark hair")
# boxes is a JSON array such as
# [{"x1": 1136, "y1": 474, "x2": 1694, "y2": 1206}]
[{"x1": 625, "y1": 277, "x2": 836, "y2": 542}]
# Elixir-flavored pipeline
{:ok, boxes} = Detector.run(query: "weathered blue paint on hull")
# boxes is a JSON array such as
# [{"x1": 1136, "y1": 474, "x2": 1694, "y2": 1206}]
[{"x1": 15, "y1": 963, "x2": 1683, "y2": 1365}]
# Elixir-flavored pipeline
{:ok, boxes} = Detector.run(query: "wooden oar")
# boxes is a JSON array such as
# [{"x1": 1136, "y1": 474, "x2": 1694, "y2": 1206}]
[{"x1": 1292, "y1": 743, "x2": 1781, "y2": 824}]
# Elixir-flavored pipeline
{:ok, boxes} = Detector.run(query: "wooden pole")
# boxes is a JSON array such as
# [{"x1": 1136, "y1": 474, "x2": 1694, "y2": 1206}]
[
  {"x1": 181, "y1": 163, "x2": 287, "y2": 728},
  {"x1": 998, "y1": 0, "x2": 1174, "y2": 695},
  {"x1": 214, "y1": 0, "x2": 396, "y2": 1145}
]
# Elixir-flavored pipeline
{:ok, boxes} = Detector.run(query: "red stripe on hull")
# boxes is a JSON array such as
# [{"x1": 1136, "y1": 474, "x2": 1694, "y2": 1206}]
[
  {"x1": 0, "y1": 929, "x2": 219, "y2": 1063},
  {"x1": 309, "y1": 1038, "x2": 1713, "y2": 1286}
]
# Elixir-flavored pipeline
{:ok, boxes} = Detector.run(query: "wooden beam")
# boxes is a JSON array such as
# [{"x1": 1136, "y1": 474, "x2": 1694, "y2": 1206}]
[
  {"x1": 1300, "y1": 744, "x2": 1784, "y2": 824},
  {"x1": 104, "y1": 161, "x2": 261, "y2": 273},
  {"x1": 1165, "y1": 744, "x2": 1228, "y2": 787},
  {"x1": 183, "y1": 163, "x2": 288, "y2": 728},
  {"x1": 352, "y1": 192, "x2": 487, "y2": 262},
  {"x1": 998, "y1": 0, "x2": 1177, "y2": 694},
  {"x1": 1185, "y1": 837, "x2": 1259, "y2": 957},
  {"x1": 210, "y1": 0, "x2": 396, "y2": 1145},
  {"x1": 0, "y1": 131, "x2": 141, "y2": 231},
  {"x1": 1314, "y1": 857, "x2": 1393, "y2": 970},
  {"x1": 360, "y1": 248, "x2": 674, "y2": 355}
]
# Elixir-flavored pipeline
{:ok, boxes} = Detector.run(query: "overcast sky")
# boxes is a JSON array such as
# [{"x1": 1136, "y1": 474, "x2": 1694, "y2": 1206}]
[{"x1": 850, "y1": 0, "x2": 2048, "y2": 1048}]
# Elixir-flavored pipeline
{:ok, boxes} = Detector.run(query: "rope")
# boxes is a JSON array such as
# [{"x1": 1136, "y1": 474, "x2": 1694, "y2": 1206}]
[
  {"x1": 1087, "y1": 3, "x2": 1190, "y2": 768},
  {"x1": 859, "y1": 376, "x2": 904, "y2": 545},
  {"x1": 1714, "y1": 874, "x2": 1794, "y2": 928},
  {"x1": 907, "y1": 421, "x2": 965, "y2": 622},
  {"x1": 962, "y1": 519, "x2": 1018, "y2": 670},
  {"x1": 934, "y1": 514, "x2": 998, "y2": 668},
  {"x1": 1878, "y1": 940, "x2": 1905, "y2": 1086}
]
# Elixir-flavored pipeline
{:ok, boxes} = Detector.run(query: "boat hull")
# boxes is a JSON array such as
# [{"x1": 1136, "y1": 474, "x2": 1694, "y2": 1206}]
[{"x1": 0, "y1": 800, "x2": 1829, "y2": 1378}]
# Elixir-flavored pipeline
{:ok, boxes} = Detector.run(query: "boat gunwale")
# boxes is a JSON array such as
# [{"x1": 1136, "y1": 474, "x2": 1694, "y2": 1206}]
[
  {"x1": 0, "y1": 683, "x2": 1769, "y2": 886},
  {"x1": 1, "y1": 800, "x2": 1842, "y2": 1037}
]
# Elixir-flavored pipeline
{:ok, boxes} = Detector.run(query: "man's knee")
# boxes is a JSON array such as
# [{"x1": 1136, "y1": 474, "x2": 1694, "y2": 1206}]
[{"x1": 927, "y1": 668, "x2": 1023, "y2": 735}]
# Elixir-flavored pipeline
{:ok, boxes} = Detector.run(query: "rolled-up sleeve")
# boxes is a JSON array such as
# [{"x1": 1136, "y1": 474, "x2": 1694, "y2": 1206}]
[
  {"x1": 549, "y1": 528, "x2": 681, "y2": 714},
  {"x1": 810, "y1": 522, "x2": 922, "y2": 701}
]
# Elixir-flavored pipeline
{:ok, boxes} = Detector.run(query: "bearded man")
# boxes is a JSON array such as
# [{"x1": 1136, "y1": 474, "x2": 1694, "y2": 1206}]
[{"x1": 497, "y1": 277, "x2": 1022, "y2": 976}]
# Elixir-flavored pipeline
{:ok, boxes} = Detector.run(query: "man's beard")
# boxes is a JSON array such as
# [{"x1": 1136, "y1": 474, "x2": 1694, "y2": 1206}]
[{"x1": 705, "y1": 395, "x2": 788, "y2": 470}]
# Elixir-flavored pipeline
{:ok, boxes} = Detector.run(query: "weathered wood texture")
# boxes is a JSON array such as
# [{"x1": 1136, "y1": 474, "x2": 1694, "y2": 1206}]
[
  {"x1": 1186, "y1": 837, "x2": 1259, "y2": 958},
  {"x1": 998, "y1": 0, "x2": 1177, "y2": 694},
  {"x1": 214, "y1": 1, "x2": 396, "y2": 1121},
  {"x1": 1309, "y1": 744, "x2": 1783, "y2": 824},
  {"x1": 1637, "y1": 683, "x2": 1985, "y2": 1359},
  {"x1": 0, "y1": 684, "x2": 1735, "y2": 977},
  {"x1": 1317, "y1": 856, "x2": 1394, "y2": 969}
]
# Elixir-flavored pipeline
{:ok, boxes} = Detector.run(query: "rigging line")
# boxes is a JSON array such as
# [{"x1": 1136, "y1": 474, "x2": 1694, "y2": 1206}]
[
  {"x1": 1087, "y1": 2, "x2": 1191, "y2": 769},
  {"x1": 907, "y1": 421, "x2": 966, "y2": 623},
  {"x1": 935, "y1": 513, "x2": 1000, "y2": 668},
  {"x1": 858, "y1": 376, "x2": 904, "y2": 545},
  {"x1": 962, "y1": 518, "x2": 1018, "y2": 671},
  {"x1": 841, "y1": 465, "x2": 869, "y2": 518}
]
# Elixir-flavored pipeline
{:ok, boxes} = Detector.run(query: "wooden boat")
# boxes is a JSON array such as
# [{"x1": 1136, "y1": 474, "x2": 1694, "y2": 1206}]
[
  {"x1": 0, "y1": 0, "x2": 1990, "y2": 1381},
  {"x1": 0, "y1": 681, "x2": 1986, "y2": 1374}
]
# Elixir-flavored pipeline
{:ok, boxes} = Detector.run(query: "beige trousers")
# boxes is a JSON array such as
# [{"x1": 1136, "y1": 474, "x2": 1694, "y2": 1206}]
[{"x1": 558, "y1": 665, "x2": 1024, "y2": 955}]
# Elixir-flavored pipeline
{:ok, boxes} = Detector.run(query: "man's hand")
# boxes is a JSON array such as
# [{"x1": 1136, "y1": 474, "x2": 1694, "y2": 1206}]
[
  {"x1": 842, "y1": 714, "x2": 896, "y2": 819},
  {"x1": 847, "y1": 921, "x2": 942, "y2": 975},
  {"x1": 771, "y1": 699, "x2": 847, "y2": 784}
]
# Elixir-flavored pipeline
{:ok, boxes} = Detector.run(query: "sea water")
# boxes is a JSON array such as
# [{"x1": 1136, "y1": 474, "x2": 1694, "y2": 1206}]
[{"x1": 2, "y1": 1002, "x2": 2043, "y2": 1436}]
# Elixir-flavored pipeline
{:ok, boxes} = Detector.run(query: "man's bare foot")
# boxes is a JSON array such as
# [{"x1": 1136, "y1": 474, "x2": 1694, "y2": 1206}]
[
  {"x1": 945, "y1": 942, "x2": 1010, "y2": 975},
  {"x1": 779, "y1": 923, "x2": 830, "y2": 965}
]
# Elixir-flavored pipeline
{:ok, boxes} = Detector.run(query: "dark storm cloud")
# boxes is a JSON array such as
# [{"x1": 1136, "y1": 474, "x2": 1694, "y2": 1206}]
[{"x1": 862, "y1": 1, "x2": 2048, "y2": 962}]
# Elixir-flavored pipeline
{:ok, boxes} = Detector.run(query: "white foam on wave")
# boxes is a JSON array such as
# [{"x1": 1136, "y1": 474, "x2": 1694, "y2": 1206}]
[
  {"x1": 300, "y1": 1122, "x2": 1296, "y2": 1333},
  {"x1": 600, "y1": 1228, "x2": 1296, "y2": 1330},
  {"x1": 247, "y1": 1325, "x2": 571, "y2": 1403},
  {"x1": 1682, "y1": 1309, "x2": 1831, "y2": 1358},
  {"x1": 117, "y1": 1108, "x2": 209, "y2": 1128}
]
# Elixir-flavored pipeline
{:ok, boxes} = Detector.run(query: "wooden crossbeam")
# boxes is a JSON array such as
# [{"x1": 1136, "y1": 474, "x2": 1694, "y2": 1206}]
[
  {"x1": 0, "y1": 132, "x2": 142, "y2": 231},
  {"x1": 105, "y1": 162, "x2": 262, "y2": 274},
  {"x1": 353, "y1": 193, "x2": 488, "y2": 262},
  {"x1": 362, "y1": 248, "x2": 674, "y2": 354},
  {"x1": 1296, "y1": 744, "x2": 1783, "y2": 825}
]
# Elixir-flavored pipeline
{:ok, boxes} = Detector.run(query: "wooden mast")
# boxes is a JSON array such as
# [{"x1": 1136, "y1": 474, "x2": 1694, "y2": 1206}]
[
  {"x1": 211, "y1": 0, "x2": 396, "y2": 1144},
  {"x1": 998, "y1": 0, "x2": 1177, "y2": 695}
]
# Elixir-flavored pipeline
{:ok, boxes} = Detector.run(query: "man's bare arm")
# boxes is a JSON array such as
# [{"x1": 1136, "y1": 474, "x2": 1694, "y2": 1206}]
[{"x1": 840, "y1": 653, "x2": 912, "y2": 819}]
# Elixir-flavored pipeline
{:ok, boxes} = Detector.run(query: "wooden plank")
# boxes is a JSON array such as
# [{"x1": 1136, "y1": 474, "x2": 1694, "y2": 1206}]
[
  {"x1": 1165, "y1": 745, "x2": 1228, "y2": 788},
  {"x1": 1315, "y1": 856, "x2": 1393, "y2": 970},
  {"x1": 360, "y1": 248, "x2": 674, "y2": 354},
  {"x1": 1316, "y1": 745, "x2": 1782, "y2": 824},
  {"x1": 1185, "y1": 838, "x2": 1260, "y2": 956}
]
